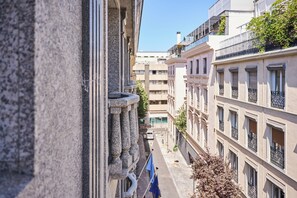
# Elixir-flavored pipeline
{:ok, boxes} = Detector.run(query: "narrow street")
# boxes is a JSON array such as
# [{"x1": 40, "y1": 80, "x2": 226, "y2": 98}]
[{"x1": 151, "y1": 138, "x2": 179, "y2": 198}]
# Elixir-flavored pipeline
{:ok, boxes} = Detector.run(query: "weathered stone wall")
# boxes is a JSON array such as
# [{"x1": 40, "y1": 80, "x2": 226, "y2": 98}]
[
  {"x1": 0, "y1": 0, "x2": 35, "y2": 175},
  {"x1": 0, "y1": 0, "x2": 83, "y2": 197}
]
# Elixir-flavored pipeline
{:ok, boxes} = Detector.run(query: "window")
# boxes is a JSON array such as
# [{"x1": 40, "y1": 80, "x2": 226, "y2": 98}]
[
  {"x1": 203, "y1": 58, "x2": 207, "y2": 74},
  {"x1": 190, "y1": 61, "x2": 193, "y2": 74},
  {"x1": 196, "y1": 87, "x2": 199, "y2": 108},
  {"x1": 152, "y1": 70, "x2": 157, "y2": 75},
  {"x1": 230, "y1": 151, "x2": 238, "y2": 182},
  {"x1": 196, "y1": 59, "x2": 199, "y2": 74},
  {"x1": 247, "y1": 164, "x2": 257, "y2": 198},
  {"x1": 231, "y1": 70, "x2": 238, "y2": 98},
  {"x1": 270, "y1": 68, "x2": 285, "y2": 109},
  {"x1": 217, "y1": 141, "x2": 224, "y2": 158},
  {"x1": 218, "y1": 71, "x2": 224, "y2": 95},
  {"x1": 230, "y1": 111, "x2": 238, "y2": 140},
  {"x1": 218, "y1": 106, "x2": 224, "y2": 131},
  {"x1": 247, "y1": 119, "x2": 257, "y2": 152},
  {"x1": 268, "y1": 181, "x2": 285, "y2": 198},
  {"x1": 204, "y1": 89, "x2": 208, "y2": 112},
  {"x1": 270, "y1": 127, "x2": 285, "y2": 169},
  {"x1": 163, "y1": 80, "x2": 167, "y2": 84},
  {"x1": 248, "y1": 69, "x2": 257, "y2": 103}
]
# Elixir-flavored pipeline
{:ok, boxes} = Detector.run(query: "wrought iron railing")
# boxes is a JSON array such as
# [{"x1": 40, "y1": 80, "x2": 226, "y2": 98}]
[
  {"x1": 219, "y1": 120, "x2": 224, "y2": 131},
  {"x1": 248, "y1": 88, "x2": 257, "y2": 103},
  {"x1": 231, "y1": 126, "x2": 238, "y2": 140},
  {"x1": 270, "y1": 146, "x2": 285, "y2": 169},
  {"x1": 248, "y1": 131, "x2": 257, "y2": 152},
  {"x1": 231, "y1": 86, "x2": 238, "y2": 98},
  {"x1": 248, "y1": 183, "x2": 257, "y2": 198},
  {"x1": 219, "y1": 84, "x2": 224, "y2": 95},
  {"x1": 271, "y1": 91, "x2": 285, "y2": 109},
  {"x1": 233, "y1": 170, "x2": 238, "y2": 183}
]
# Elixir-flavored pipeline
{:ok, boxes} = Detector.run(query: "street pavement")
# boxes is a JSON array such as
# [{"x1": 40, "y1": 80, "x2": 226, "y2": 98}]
[
  {"x1": 151, "y1": 138, "x2": 179, "y2": 198},
  {"x1": 154, "y1": 132, "x2": 194, "y2": 198},
  {"x1": 137, "y1": 129, "x2": 193, "y2": 198}
]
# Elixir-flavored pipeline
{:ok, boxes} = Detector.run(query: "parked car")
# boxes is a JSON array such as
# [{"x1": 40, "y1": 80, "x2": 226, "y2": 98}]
[{"x1": 146, "y1": 130, "x2": 154, "y2": 140}]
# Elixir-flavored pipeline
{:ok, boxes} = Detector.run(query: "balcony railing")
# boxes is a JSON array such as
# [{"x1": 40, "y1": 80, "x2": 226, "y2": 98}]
[
  {"x1": 248, "y1": 131, "x2": 257, "y2": 152},
  {"x1": 248, "y1": 88, "x2": 257, "y2": 103},
  {"x1": 271, "y1": 91, "x2": 285, "y2": 109},
  {"x1": 219, "y1": 84, "x2": 224, "y2": 95},
  {"x1": 270, "y1": 146, "x2": 285, "y2": 169},
  {"x1": 248, "y1": 183, "x2": 257, "y2": 198},
  {"x1": 216, "y1": 31, "x2": 259, "y2": 60},
  {"x1": 231, "y1": 126, "x2": 238, "y2": 140},
  {"x1": 231, "y1": 86, "x2": 238, "y2": 98},
  {"x1": 185, "y1": 35, "x2": 210, "y2": 51},
  {"x1": 219, "y1": 120, "x2": 224, "y2": 131},
  {"x1": 233, "y1": 170, "x2": 238, "y2": 183},
  {"x1": 124, "y1": 81, "x2": 137, "y2": 94},
  {"x1": 108, "y1": 92, "x2": 140, "y2": 179}
]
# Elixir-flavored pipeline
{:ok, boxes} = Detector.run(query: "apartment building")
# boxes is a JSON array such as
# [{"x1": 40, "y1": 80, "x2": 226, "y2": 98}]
[
  {"x1": 212, "y1": 0, "x2": 297, "y2": 197},
  {"x1": 133, "y1": 52, "x2": 169, "y2": 128},
  {"x1": 0, "y1": 0, "x2": 143, "y2": 197},
  {"x1": 180, "y1": 0, "x2": 255, "y2": 162},
  {"x1": 166, "y1": 33, "x2": 187, "y2": 150}
]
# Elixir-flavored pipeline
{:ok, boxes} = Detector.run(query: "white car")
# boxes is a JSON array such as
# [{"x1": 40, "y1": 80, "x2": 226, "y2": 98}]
[{"x1": 146, "y1": 130, "x2": 154, "y2": 140}]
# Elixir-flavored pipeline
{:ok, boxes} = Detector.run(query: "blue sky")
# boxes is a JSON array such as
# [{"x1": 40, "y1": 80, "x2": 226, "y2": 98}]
[{"x1": 138, "y1": 0, "x2": 216, "y2": 52}]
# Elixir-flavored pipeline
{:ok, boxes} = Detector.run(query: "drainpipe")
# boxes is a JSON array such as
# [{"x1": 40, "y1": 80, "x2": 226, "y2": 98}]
[{"x1": 123, "y1": 173, "x2": 137, "y2": 198}]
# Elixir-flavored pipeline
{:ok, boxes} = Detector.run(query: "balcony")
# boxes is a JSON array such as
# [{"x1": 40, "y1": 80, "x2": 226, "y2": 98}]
[
  {"x1": 219, "y1": 120, "x2": 224, "y2": 131},
  {"x1": 124, "y1": 81, "x2": 137, "y2": 94},
  {"x1": 233, "y1": 170, "x2": 238, "y2": 183},
  {"x1": 219, "y1": 84, "x2": 224, "y2": 95},
  {"x1": 270, "y1": 147, "x2": 285, "y2": 169},
  {"x1": 271, "y1": 91, "x2": 285, "y2": 109},
  {"x1": 231, "y1": 127, "x2": 238, "y2": 140},
  {"x1": 248, "y1": 88, "x2": 257, "y2": 103},
  {"x1": 185, "y1": 35, "x2": 210, "y2": 51},
  {"x1": 248, "y1": 131, "x2": 257, "y2": 152},
  {"x1": 108, "y1": 92, "x2": 140, "y2": 179},
  {"x1": 248, "y1": 183, "x2": 257, "y2": 198},
  {"x1": 216, "y1": 31, "x2": 259, "y2": 60},
  {"x1": 231, "y1": 86, "x2": 238, "y2": 98}
]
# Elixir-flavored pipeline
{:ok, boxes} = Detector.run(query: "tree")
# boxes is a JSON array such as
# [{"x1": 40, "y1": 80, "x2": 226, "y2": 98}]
[
  {"x1": 191, "y1": 151, "x2": 241, "y2": 198},
  {"x1": 174, "y1": 105, "x2": 187, "y2": 134},
  {"x1": 218, "y1": 16, "x2": 226, "y2": 35},
  {"x1": 136, "y1": 81, "x2": 148, "y2": 119},
  {"x1": 247, "y1": 0, "x2": 297, "y2": 51}
]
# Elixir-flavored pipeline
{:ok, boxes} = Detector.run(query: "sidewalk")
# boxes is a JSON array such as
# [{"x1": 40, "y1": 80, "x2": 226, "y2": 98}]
[{"x1": 156, "y1": 132, "x2": 194, "y2": 198}]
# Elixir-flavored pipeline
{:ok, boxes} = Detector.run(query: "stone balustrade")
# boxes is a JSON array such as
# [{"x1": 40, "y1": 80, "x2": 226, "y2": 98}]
[
  {"x1": 108, "y1": 92, "x2": 140, "y2": 179},
  {"x1": 124, "y1": 81, "x2": 137, "y2": 94}
]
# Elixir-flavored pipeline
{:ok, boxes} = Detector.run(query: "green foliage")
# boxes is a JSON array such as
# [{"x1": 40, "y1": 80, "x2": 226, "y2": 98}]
[
  {"x1": 247, "y1": 0, "x2": 297, "y2": 51},
  {"x1": 218, "y1": 16, "x2": 226, "y2": 35},
  {"x1": 136, "y1": 81, "x2": 148, "y2": 119},
  {"x1": 191, "y1": 151, "x2": 241, "y2": 198},
  {"x1": 174, "y1": 105, "x2": 187, "y2": 134},
  {"x1": 173, "y1": 144, "x2": 178, "y2": 152}
]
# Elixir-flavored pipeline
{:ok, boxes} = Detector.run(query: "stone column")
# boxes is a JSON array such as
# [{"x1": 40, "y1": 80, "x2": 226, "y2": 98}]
[
  {"x1": 129, "y1": 104, "x2": 139, "y2": 161},
  {"x1": 121, "y1": 106, "x2": 132, "y2": 169},
  {"x1": 110, "y1": 107, "x2": 122, "y2": 177},
  {"x1": 108, "y1": 8, "x2": 121, "y2": 92}
]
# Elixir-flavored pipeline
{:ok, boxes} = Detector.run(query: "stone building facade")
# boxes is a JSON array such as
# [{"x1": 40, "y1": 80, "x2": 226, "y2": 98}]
[{"x1": 0, "y1": 0, "x2": 143, "y2": 197}]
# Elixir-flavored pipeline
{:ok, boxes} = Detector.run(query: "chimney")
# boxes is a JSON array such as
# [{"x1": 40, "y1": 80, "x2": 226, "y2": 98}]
[{"x1": 176, "y1": 31, "x2": 181, "y2": 44}]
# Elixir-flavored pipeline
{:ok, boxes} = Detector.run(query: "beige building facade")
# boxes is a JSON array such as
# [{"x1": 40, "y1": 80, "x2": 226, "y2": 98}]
[
  {"x1": 133, "y1": 52, "x2": 169, "y2": 128},
  {"x1": 214, "y1": 44, "x2": 297, "y2": 198}
]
